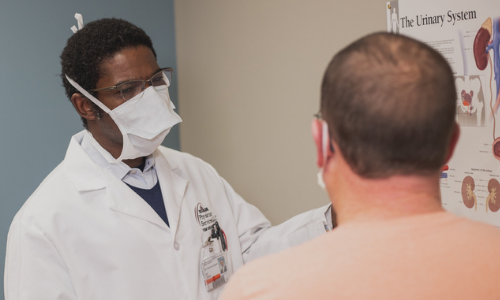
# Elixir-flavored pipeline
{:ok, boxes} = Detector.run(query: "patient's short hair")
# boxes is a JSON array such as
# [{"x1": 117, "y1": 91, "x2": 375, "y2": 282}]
[{"x1": 321, "y1": 32, "x2": 456, "y2": 178}]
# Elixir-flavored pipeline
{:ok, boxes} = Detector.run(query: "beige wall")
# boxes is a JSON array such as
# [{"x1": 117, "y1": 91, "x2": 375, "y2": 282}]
[{"x1": 174, "y1": 0, "x2": 389, "y2": 224}]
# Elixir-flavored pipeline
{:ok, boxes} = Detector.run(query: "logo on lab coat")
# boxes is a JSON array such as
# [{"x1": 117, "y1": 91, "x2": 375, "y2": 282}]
[{"x1": 195, "y1": 203, "x2": 216, "y2": 229}]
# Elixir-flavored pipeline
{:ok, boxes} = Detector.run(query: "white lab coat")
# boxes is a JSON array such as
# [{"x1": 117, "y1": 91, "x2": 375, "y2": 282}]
[{"x1": 5, "y1": 131, "x2": 330, "y2": 300}]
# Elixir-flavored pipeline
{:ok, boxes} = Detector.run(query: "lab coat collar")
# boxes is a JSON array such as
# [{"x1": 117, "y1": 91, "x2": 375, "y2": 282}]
[
  {"x1": 63, "y1": 131, "x2": 188, "y2": 235},
  {"x1": 80, "y1": 130, "x2": 156, "y2": 183},
  {"x1": 64, "y1": 131, "x2": 160, "y2": 191},
  {"x1": 81, "y1": 130, "x2": 133, "y2": 181},
  {"x1": 63, "y1": 131, "x2": 107, "y2": 192}
]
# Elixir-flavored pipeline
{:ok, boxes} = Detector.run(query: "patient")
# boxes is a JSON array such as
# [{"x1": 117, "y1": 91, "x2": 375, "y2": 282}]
[{"x1": 220, "y1": 32, "x2": 500, "y2": 300}]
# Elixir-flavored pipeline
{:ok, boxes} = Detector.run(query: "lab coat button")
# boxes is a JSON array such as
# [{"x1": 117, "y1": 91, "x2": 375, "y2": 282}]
[{"x1": 174, "y1": 242, "x2": 180, "y2": 251}]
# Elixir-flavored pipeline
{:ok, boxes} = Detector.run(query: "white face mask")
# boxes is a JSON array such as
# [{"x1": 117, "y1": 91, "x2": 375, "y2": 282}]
[
  {"x1": 66, "y1": 75, "x2": 182, "y2": 162},
  {"x1": 317, "y1": 120, "x2": 329, "y2": 189}
]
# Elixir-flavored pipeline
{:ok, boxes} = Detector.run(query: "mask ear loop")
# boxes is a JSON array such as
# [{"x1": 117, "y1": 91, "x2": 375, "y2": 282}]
[
  {"x1": 66, "y1": 75, "x2": 132, "y2": 163},
  {"x1": 65, "y1": 75, "x2": 112, "y2": 114},
  {"x1": 317, "y1": 121, "x2": 329, "y2": 189},
  {"x1": 322, "y1": 121, "x2": 329, "y2": 165},
  {"x1": 161, "y1": 73, "x2": 176, "y2": 110}
]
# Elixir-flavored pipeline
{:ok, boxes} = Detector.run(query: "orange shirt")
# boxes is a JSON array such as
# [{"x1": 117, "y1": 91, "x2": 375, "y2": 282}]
[{"x1": 221, "y1": 211, "x2": 500, "y2": 300}]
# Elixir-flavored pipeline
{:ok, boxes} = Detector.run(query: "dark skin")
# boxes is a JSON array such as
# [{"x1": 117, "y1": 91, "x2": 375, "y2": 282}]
[{"x1": 71, "y1": 45, "x2": 161, "y2": 168}]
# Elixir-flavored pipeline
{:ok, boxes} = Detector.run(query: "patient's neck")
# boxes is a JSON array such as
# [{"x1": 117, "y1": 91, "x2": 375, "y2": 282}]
[{"x1": 326, "y1": 160, "x2": 444, "y2": 225}]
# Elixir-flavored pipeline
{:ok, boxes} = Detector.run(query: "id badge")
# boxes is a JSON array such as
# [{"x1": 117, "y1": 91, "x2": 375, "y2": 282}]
[
  {"x1": 201, "y1": 248, "x2": 231, "y2": 292},
  {"x1": 200, "y1": 227, "x2": 231, "y2": 292},
  {"x1": 196, "y1": 204, "x2": 232, "y2": 292}
]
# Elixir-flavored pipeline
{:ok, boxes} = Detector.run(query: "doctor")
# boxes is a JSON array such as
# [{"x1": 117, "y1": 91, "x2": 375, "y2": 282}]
[{"x1": 4, "y1": 16, "x2": 333, "y2": 300}]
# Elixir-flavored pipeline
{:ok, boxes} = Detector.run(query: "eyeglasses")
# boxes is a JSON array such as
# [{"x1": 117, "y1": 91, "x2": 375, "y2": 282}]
[{"x1": 90, "y1": 67, "x2": 173, "y2": 101}]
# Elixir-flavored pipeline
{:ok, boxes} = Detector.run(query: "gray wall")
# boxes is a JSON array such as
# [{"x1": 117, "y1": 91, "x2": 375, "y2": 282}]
[{"x1": 0, "y1": 1, "x2": 179, "y2": 298}]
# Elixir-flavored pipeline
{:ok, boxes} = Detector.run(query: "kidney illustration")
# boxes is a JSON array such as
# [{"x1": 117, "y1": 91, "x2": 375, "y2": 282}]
[
  {"x1": 474, "y1": 18, "x2": 492, "y2": 71},
  {"x1": 461, "y1": 176, "x2": 477, "y2": 210},
  {"x1": 487, "y1": 178, "x2": 500, "y2": 212}
]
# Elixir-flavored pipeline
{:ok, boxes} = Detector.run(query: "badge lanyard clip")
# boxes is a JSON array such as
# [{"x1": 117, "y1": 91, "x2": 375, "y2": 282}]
[{"x1": 210, "y1": 221, "x2": 227, "y2": 252}]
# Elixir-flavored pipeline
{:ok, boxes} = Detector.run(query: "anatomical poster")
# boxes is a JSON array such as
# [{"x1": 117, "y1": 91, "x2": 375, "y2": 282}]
[{"x1": 387, "y1": 0, "x2": 500, "y2": 227}]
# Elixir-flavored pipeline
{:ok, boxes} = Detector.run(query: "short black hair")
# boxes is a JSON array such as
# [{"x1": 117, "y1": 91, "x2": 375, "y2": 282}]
[
  {"x1": 321, "y1": 32, "x2": 456, "y2": 178},
  {"x1": 60, "y1": 18, "x2": 157, "y2": 127}
]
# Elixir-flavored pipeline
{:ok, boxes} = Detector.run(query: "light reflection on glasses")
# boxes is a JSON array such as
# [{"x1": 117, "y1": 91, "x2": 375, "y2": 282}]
[{"x1": 90, "y1": 67, "x2": 172, "y2": 101}]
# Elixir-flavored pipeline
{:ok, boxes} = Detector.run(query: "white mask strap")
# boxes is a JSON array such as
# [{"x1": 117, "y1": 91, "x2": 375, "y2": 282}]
[
  {"x1": 317, "y1": 120, "x2": 329, "y2": 190},
  {"x1": 321, "y1": 121, "x2": 329, "y2": 166},
  {"x1": 65, "y1": 75, "x2": 112, "y2": 114},
  {"x1": 70, "y1": 13, "x2": 84, "y2": 33}
]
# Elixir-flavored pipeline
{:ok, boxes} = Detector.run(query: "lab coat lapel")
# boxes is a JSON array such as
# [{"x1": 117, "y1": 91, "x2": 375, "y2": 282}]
[
  {"x1": 64, "y1": 132, "x2": 107, "y2": 191},
  {"x1": 65, "y1": 131, "x2": 172, "y2": 230},
  {"x1": 154, "y1": 149, "x2": 188, "y2": 241},
  {"x1": 106, "y1": 173, "x2": 170, "y2": 230}
]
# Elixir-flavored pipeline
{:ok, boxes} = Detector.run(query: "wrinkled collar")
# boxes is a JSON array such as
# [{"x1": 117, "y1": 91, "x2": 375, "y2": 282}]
[
  {"x1": 80, "y1": 131, "x2": 155, "y2": 181},
  {"x1": 63, "y1": 130, "x2": 166, "y2": 192}
]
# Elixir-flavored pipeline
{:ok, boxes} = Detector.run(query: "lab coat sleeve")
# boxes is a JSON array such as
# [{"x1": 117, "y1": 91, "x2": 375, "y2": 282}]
[
  {"x1": 219, "y1": 177, "x2": 272, "y2": 259},
  {"x1": 242, "y1": 203, "x2": 331, "y2": 262},
  {"x1": 5, "y1": 216, "x2": 76, "y2": 300},
  {"x1": 220, "y1": 177, "x2": 331, "y2": 263}
]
